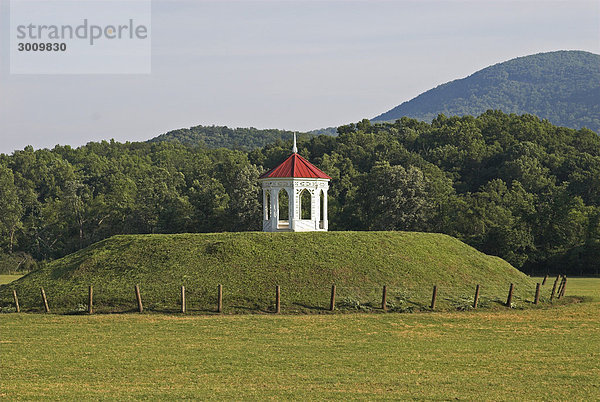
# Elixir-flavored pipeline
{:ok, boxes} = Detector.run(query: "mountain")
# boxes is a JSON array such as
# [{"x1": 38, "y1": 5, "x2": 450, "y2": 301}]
[
  {"x1": 148, "y1": 125, "x2": 333, "y2": 151},
  {"x1": 373, "y1": 51, "x2": 600, "y2": 133}
]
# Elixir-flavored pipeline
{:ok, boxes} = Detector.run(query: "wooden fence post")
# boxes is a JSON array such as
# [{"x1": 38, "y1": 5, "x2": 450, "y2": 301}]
[
  {"x1": 275, "y1": 285, "x2": 281, "y2": 314},
  {"x1": 12, "y1": 289, "x2": 20, "y2": 313},
  {"x1": 559, "y1": 277, "x2": 567, "y2": 299},
  {"x1": 217, "y1": 284, "x2": 223, "y2": 313},
  {"x1": 88, "y1": 285, "x2": 93, "y2": 314},
  {"x1": 534, "y1": 283, "x2": 540, "y2": 305},
  {"x1": 473, "y1": 284, "x2": 480, "y2": 309},
  {"x1": 40, "y1": 287, "x2": 49, "y2": 313},
  {"x1": 506, "y1": 283, "x2": 514, "y2": 307},
  {"x1": 550, "y1": 275, "x2": 560, "y2": 301},
  {"x1": 430, "y1": 285, "x2": 437, "y2": 310},
  {"x1": 542, "y1": 275, "x2": 548, "y2": 285},
  {"x1": 135, "y1": 284, "x2": 143, "y2": 313},
  {"x1": 181, "y1": 285, "x2": 186, "y2": 314},
  {"x1": 556, "y1": 275, "x2": 565, "y2": 298},
  {"x1": 381, "y1": 285, "x2": 388, "y2": 311},
  {"x1": 329, "y1": 284, "x2": 336, "y2": 311}
]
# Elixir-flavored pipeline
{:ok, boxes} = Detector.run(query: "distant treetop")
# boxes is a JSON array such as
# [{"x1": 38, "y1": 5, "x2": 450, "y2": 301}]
[{"x1": 148, "y1": 125, "x2": 329, "y2": 151}]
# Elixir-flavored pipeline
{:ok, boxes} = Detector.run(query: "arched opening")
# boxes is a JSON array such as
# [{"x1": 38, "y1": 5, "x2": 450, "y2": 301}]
[
  {"x1": 319, "y1": 190, "x2": 325, "y2": 229},
  {"x1": 265, "y1": 190, "x2": 271, "y2": 220},
  {"x1": 300, "y1": 189, "x2": 311, "y2": 220},
  {"x1": 320, "y1": 190, "x2": 325, "y2": 222},
  {"x1": 278, "y1": 189, "x2": 289, "y2": 225}
]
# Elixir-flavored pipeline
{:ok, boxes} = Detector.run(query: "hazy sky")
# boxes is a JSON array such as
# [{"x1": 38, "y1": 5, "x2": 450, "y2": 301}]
[{"x1": 1, "y1": 0, "x2": 599, "y2": 154}]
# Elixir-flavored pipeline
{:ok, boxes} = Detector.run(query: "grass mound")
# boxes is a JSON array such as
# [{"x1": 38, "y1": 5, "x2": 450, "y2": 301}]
[{"x1": 0, "y1": 231, "x2": 537, "y2": 313}]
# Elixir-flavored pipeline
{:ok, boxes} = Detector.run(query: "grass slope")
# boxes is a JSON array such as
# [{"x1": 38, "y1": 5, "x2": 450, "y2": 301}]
[
  {"x1": 373, "y1": 50, "x2": 600, "y2": 133},
  {"x1": 0, "y1": 231, "x2": 537, "y2": 313}
]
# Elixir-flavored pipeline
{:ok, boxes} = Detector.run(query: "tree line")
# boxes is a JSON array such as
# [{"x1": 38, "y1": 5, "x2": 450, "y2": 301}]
[
  {"x1": 1, "y1": 110, "x2": 599, "y2": 275},
  {"x1": 148, "y1": 125, "x2": 320, "y2": 151}
]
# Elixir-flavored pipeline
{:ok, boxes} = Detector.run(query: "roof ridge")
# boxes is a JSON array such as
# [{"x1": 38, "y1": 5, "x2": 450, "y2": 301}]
[{"x1": 258, "y1": 152, "x2": 331, "y2": 179}]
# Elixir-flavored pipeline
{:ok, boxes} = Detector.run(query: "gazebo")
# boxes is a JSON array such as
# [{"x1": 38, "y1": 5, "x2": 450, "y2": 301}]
[{"x1": 258, "y1": 134, "x2": 331, "y2": 232}]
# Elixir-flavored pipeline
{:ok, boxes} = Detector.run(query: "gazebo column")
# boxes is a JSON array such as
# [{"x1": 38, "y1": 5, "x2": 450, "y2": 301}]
[
  {"x1": 290, "y1": 188, "x2": 297, "y2": 231},
  {"x1": 323, "y1": 189, "x2": 328, "y2": 231},
  {"x1": 313, "y1": 187, "x2": 319, "y2": 230},
  {"x1": 263, "y1": 190, "x2": 269, "y2": 221},
  {"x1": 271, "y1": 188, "x2": 279, "y2": 231}
]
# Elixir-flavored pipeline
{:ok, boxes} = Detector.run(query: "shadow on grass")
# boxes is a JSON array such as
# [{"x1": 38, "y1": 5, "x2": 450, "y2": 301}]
[
  {"x1": 406, "y1": 300, "x2": 428, "y2": 310},
  {"x1": 292, "y1": 302, "x2": 327, "y2": 312},
  {"x1": 230, "y1": 305, "x2": 272, "y2": 314}
]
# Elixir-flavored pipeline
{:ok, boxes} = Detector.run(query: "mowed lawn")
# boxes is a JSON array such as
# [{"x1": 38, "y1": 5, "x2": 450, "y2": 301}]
[
  {"x1": 0, "y1": 275, "x2": 23, "y2": 285},
  {"x1": 1, "y1": 279, "x2": 598, "y2": 400}
]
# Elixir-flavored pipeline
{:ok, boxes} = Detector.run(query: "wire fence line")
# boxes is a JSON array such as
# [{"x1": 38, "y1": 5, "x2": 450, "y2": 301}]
[{"x1": 4, "y1": 275, "x2": 569, "y2": 315}]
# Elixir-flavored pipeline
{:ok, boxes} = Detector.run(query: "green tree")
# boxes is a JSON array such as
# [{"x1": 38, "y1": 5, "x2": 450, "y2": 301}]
[
  {"x1": 447, "y1": 180, "x2": 535, "y2": 267},
  {"x1": 189, "y1": 176, "x2": 229, "y2": 232},
  {"x1": 361, "y1": 162, "x2": 435, "y2": 231},
  {"x1": 223, "y1": 163, "x2": 262, "y2": 231},
  {"x1": 60, "y1": 180, "x2": 91, "y2": 250},
  {"x1": 0, "y1": 166, "x2": 23, "y2": 253}
]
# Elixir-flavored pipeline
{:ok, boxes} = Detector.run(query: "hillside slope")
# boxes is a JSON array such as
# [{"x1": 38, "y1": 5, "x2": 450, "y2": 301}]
[
  {"x1": 148, "y1": 125, "x2": 327, "y2": 150},
  {"x1": 0, "y1": 232, "x2": 536, "y2": 313},
  {"x1": 373, "y1": 51, "x2": 600, "y2": 133}
]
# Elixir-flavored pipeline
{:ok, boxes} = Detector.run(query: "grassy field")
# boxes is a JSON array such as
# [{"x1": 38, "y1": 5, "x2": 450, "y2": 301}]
[
  {"x1": 0, "y1": 275, "x2": 23, "y2": 285},
  {"x1": 534, "y1": 277, "x2": 599, "y2": 300},
  {"x1": 0, "y1": 232, "x2": 536, "y2": 313},
  {"x1": 1, "y1": 278, "x2": 598, "y2": 400}
]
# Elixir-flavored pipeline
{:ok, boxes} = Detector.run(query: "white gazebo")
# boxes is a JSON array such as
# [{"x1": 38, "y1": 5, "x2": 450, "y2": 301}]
[{"x1": 258, "y1": 134, "x2": 331, "y2": 232}]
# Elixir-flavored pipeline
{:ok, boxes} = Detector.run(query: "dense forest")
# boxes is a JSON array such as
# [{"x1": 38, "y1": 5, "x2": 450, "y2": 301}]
[
  {"x1": 1, "y1": 110, "x2": 599, "y2": 275},
  {"x1": 148, "y1": 125, "x2": 324, "y2": 151},
  {"x1": 373, "y1": 51, "x2": 600, "y2": 133}
]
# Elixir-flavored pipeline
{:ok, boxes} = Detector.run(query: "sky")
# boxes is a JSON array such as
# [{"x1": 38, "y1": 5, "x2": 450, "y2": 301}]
[{"x1": 0, "y1": 0, "x2": 599, "y2": 154}]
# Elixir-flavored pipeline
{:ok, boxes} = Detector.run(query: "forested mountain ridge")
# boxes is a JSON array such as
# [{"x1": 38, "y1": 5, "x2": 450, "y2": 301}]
[
  {"x1": 148, "y1": 125, "x2": 326, "y2": 151},
  {"x1": 151, "y1": 52, "x2": 598, "y2": 152},
  {"x1": 1, "y1": 111, "x2": 599, "y2": 275},
  {"x1": 373, "y1": 51, "x2": 600, "y2": 133}
]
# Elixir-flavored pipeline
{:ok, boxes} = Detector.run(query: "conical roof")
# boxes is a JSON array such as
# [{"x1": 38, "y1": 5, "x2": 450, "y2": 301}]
[{"x1": 258, "y1": 153, "x2": 331, "y2": 179}]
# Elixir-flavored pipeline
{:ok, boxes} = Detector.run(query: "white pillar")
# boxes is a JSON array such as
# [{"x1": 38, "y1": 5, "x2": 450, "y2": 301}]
[
  {"x1": 310, "y1": 188, "x2": 315, "y2": 221},
  {"x1": 323, "y1": 189, "x2": 328, "y2": 231},
  {"x1": 267, "y1": 189, "x2": 273, "y2": 231},
  {"x1": 313, "y1": 187, "x2": 319, "y2": 230},
  {"x1": 263, "y1": 190, "x2": 268, "y2": 221},
  {"x1": 289, "y1": 188, "x2": 296, "y2": 230},
  {"x1": 273, "y1": 189, "x2": 280, "y2": 231}
]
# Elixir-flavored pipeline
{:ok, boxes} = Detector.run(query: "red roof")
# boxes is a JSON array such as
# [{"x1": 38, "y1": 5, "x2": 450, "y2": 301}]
[{"x1": 259, "y1": 153, "x2": 332, "y2": 179}]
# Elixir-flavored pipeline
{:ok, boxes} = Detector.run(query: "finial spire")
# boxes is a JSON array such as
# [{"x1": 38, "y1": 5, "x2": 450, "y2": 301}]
[{"x1": 292, "y1": 131, "x2": 298, "y2": 153}]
